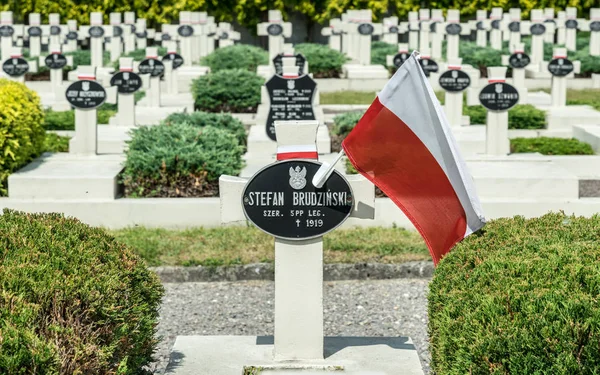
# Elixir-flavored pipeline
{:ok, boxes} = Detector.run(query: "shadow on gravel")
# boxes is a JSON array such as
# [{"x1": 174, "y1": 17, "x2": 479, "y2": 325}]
[{"x1": 163, "y1": 350, "x2": 185, "y2": 374}]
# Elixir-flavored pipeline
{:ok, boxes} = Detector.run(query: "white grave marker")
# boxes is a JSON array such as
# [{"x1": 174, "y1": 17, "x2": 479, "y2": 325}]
[
  {"x1": 589, "y1": 9, "x2": 600, "y2": 56},
  {"x1": 2, "y1": 47, "x2": 34, "y2": 83},
  {"x1": 27, "y1": 13, "x2": 42, "y2": 57},
  {"x1": 544, "y1": 8, "x2": 557, "y2": 44},
  {"x1": 440, "y1": 59, "x2": 470, "y2": 127},
  {"x1": 64, "y1": 20, "x2": 79, "y2": 53},
  {"x1": 257, "y1": 10, "x2": 292, "y2": 61},
  {"x1": 489, "y1": 8, "x2": 503, "y2": 50},
  {"x1": 444, "y1": 10, "x2": 470, "y2": 62},
  {"x1": 0, "y1": 12, "x2": 18, "y2": 63},
  {"x1": 475, "y1": 10, "x2": 488, "y2": 47},
  {"x1": 549, "y1": 48, "x2": 579, "y2": 107},
  {"x1": 430, "y1": 9, "x2": 445, "y2": 60},
  {"x1": 135, "y1": 18, "x2": 148, "y2": 50},
  {"x1": 408, "y1": 11, "x2": 419, "y2": 50},
  {"x1": 138, "y1": 47, "x2": 164, "y2": 107},
  {"x1": 177, "y1": 12, "x2": 196, "y2": 68},
  {"x1": 123, "y1": 12, "x2": 136, "y2": 54},
  {"x1": 506, "y1": 42, "x2": 529, "y2": 101},
  {"x1": 529, "y1": 10, "x2": 546, "y2": 65},
  {"x1": 321, "y1": 18, "x2": 343, "y2": 52},
  {"x1": 47, "y1": 13, "x2": 65, "y2": 48},
  {"x1": 507, "y1": 8, "x2": 521, "y2": 52},
  {"x1": 418, "y1": 9, "x2": 431, "y2": 52},
  {"x1": 81, "y1": 12, "x2": 107, "y2": 69},
  {"x1": 162, "y1": 47, "x2": 183, "y2": 95},
  {"x1": 565, "y1": 7, "x2": 578, "y2": 51},
  {"x1": 216, "y1": 22, "x2": 240, "y2": 48},
  {"x1": 109, "y1": 13, "x2": 124, "y2": 63},
  {"x1": 40, "y1": 42, "x2": 71, "y2": 99},
  {"x1": 382, "y1": 16, "x2": 399, "y2": 45},
  {"x1": 556, "y1": 11, "x2": 566, "y2": 45},
  {"x1": 110, "y1": 58, "x2": 142, "y2": 126}
]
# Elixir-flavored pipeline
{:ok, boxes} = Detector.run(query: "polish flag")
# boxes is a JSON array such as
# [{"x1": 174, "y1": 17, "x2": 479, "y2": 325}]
[{"x1": 342, "y1": 52, "x2": 485, "y2": 264}]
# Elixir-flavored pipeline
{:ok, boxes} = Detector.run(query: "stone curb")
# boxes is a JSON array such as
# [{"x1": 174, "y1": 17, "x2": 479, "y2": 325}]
[{"x1": 150, "y1": 261, "x2": 434, "y2": 283}]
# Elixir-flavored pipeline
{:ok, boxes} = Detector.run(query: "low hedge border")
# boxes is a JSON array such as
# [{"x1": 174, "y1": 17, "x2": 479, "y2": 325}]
[
  {"x1": 511, "y1": 137, "x2": 595, "y2": 155},
  {"x1": 191, "y1": 69, "x2": 264, "y2": 113}
]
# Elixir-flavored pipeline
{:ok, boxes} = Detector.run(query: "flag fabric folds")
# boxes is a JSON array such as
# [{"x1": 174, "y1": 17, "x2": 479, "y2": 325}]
[{"x1": 342, "y1": 52, "x2": 486, "y2": 264}]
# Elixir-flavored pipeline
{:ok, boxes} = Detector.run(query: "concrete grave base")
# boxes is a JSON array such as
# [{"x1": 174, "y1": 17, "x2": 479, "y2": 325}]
[
  {"x1": 525, "y1": 63, "x2": 552, "y2": 79},
  {"x1": 544, "y1": 105, "x2": 600, "y2": 130},
  {"x1": 164, "y1": 336, "x2": 424, "y2": 375},
  {"x1": 342, "y1": 64, "x2": 389, "y2": 79}
]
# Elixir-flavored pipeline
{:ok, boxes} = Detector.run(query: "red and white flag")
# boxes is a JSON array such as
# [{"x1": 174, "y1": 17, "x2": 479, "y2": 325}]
[{"x1": 342, "y1": 52, "x2": 485, "y2": 264}]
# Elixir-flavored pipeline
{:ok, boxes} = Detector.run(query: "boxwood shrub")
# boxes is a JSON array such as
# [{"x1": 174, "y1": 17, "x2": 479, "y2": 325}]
[
  {"x1": 371, "y1": 41, "x2": 397, "y2": 67},
  {"x1": 191, "y1": 69, "x2": 263, "y2": 113},
  {"x1": 0, "y1": 79, "x2": 46, "y2": 196},
  {"x1": 465, "y1": 104, "x2": 546, "y2": 129},
  {"x1": 201, "y1": 44, "x2": 268, "y2": 72},
  {"x1": 330, "y1": 111, "x2": 365, "y2": 152},
  {"x1": 429, "y1": 213, "x2": 600, "y2": 374},
  {"x1": 511, "y1": 137, "x2": 594, "y2": 155},
  {"x1": 122, "y1": 123, "x2": 244, "y2": 197},
  {"x1": 43, "y1": 109, "x2": 116, "y2": 130},
  {"x1": 43, "y1": 133, "x2": 70, "y2": 153},
  {"x1": 294, "y1": 43, "x2": 349, "y2": 78},
  {"x1": 164, "y1": 111, "x2": 247, "y2": 147},
  {"x1": 0, "y1": 209, "x2": 163, "y2": 374}
]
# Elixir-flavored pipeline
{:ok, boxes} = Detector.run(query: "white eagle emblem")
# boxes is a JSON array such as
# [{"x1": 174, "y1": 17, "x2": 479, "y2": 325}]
[
  {"x1": 289, "y1": 166, "x2": 307, "y2": 190},
  {"x1": 82, "y1": 81, "x2": 90, "y2": 91},
  {"x1": 451, "y1": 70, "x2": 458, "y2": 79},
  {"x1": 495, "y1": 83, "x2": 503, "y2": 94},
  {"x1": 287, "y1": 79, "x2": 295, "y2": 90}
]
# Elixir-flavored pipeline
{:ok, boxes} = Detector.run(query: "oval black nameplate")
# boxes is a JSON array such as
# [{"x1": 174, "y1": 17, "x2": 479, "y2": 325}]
[
  {"x1": 389, "y1": 26, "x2": 399, "y2": 33},
  {"x1": 65, "y1": 80, "x2": 107, "y2": 109},
  {"x1": 393, "y1": 52, "x2": 409, "y2": 68},
  {"x1": 418, "y1": 58, "x2": 439, "y2": 77},
  {"x1": 565, "y1": 19, "x2": 578, "y2": 29},
  {"x1": 89, "y1": 26, "x2": 105, "y2": 38},
  {"x1": 139, "y1": 58, "x2": 165, "y2": 77},
  {"x1": 45, "y1": 53, "x2": 68, "y2": 70},
  {"x1": 219, "y1": 31, "x2": 229, "y2": 40},
  {"x1": 358, "y1": 23, "x2": 374, "y2": 35},
  {"x1": 162, "y1": 53, "x2": 184, "y2": 70},
  {"x1": 161, "y1": 33, "x2": 172, "y2": 41},
  {"x1": 491, "y1": 20, "x2": 500, "y2": 30},
  {"x1": 508, "y1": 21, "x2": 520, "y2": 32},
  {"x1": 243, "y1": 160, "x2": 354, "y2": 240},
  {"x1": 479, "y1": 82, "x2": 519, "y2": 111},
  {"x1": 113, "y1": 26, "x2": 123, "y2": 37},
  {"x1": 445, "y1": 23, "x2": 461, "y2": 35},
  {"x1": 50, "y1": 26, "x2": 61, "y2": 35},
  {"x1": 509, "y1": 52, "x2": 531, "y2": 69},
  {"x1": 28, "y1": 26, "x2": 42, "y2": 37},
  {"x1": 66, "y1": 31, "x2": 78, "y2": 40},
  {"x1": 0, "y1": 25, "x2": 14, "y2": 37},
  {"x1": 135, "y1": 30, "x2": 148, "y2": 38},
  {"x1": 530, "y1": 23, "x2": 546, "y2": 35},
  {"x1": 267, "y1": 24, "x2": 283, "y2": 36},
  {"x1": 590, "y1": 21, "x2": 600, "y2": 32},
  {"x1": 178, "y1": 25, "x2": 194, "y2": 37},
  {"x1": 2, "y1": 58, "x2": 29, "y2": 77},
  {"x1": 439, "y1": 69, "x2": 471, "y2": 92},
  {"x1": 544, "y1": 19, "x2": 556, "y2": 25},
  {"x1": 110, "y1": 71, "x2": 142, "y2": 94},
  {"x1": 548, "y1": 58, "x2": 574, "y2": 77},
  {"x1": 476, "y1": 21, "x2": 485, "y2": 30}
]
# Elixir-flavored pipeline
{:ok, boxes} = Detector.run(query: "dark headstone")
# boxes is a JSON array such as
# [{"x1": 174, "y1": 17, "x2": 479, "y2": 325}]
[
  {"x1": 590, "y1": 21, "x2": 600, "y2": 32},
  {"x1": 479, "y1": 82, "x2": 519, "y2": 111},
  {"x1": 138, "y1": 58, "x2": 165, "y2": 77},
  {"x1": 508, "y1": 21, "x2": 520, "y2": 32},
  {"x1": 565, "y1": 19, "x2": 578, "y2": 29},
  {"x1": 135, "y1": 30, "x2": 148, "y2": 39},
  {"x1": 110, "y1": 71, "x2": 143, "y2": 94},
  {"x1": 548, "y1": 58, "x2": 574, "y2": 77},
  {"x1": 0, "y1": 25, "x2": 14, "y2": 37},
  {"x1": 476, "y1": 21, "x2": 485, "y2": 30},
  {"x1": 45, "y1": 53, "x2": 68, "y2": 70},
  {"x1": 439, "y1": 69, "x2": 471, "y2": 92},
  {"x1": 2, "y1": 57, "x2": 28, "y2": 77},
  {"x1": 66, "y1": 31, "x2": 78, "y2": 40},
  {"x1": 491, "y1": 20, "x2": 500, "y2": 30},
  {"x1": 89, "y1": 26, "x2": 105, "y2": 38},
  {"x1": 113, "y1": 26, "x2": 124, "y2": 38},
  {"x1": 509, "y1": 52, "x2": 531, "y2": 69},
  {"x1": 389, "y1": 26, "x2": 399, "y2": 33},
  {"x1": 65, "y1": 80, "x2": 107, "y2": 109},
  {"x1": 50, "y1": 26, "x2": 61, "y2": 35},
  {"x1": 418, "y1": 58, "x2": 439, "y2": 77},
  {"x1": 162, "y1": 52, "x2": 184, "y2": 70},
  {"x1": 392, "y1": 52, "x2": 410, "y2": 68}
]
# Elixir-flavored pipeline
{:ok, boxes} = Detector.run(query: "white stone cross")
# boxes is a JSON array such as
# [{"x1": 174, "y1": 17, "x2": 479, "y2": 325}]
[
  {"x1": 140, "y1": 47, "x2": 162, "y2": 107},
  {"x1": 485, "y1": 67, "x2": 511, "y2": 155},
  {"x1": 0, "y1": 12, "x2": 24, "y2": 63},
  {"x1": 418, "y1": 9, "x2": 431, "y2": 52},
  {"x1": 443, "y1": 10, "x2": 471, "y2": 62},
  {"x1": 442, "y1": 58, "x2": 467, "y2": 127},
  {"x1": 39, "y1": 42, "x2": 72, "y2": 99},
  {"x1": 504, "y1": 8, "x2": 522, "y2": 53},
  {"x1": 174, "y1": 12, "x2": 198, "y2": 68},
  {"x1": 556, "y1": 11, "x2": 567, "y2": 46},
  {"x1": 344, "y1": 9, "x2": 382, "y2": 65},
  {"x1": 113, "y1": 57, "x2": 137, "y2": 126},
  {"x1": 528, "y1": 9, "x2": 547, "y2": 65},
  {"x1": 544, "y1": 8, "x2": 556, "y2": 44},
  {"x1": 47, "y1": 13, "x2": 66, "y2": 48},
  {"x1": 135, "y1": 18, "x2": 148, "y2": 50},
  {"x1": 489, "y1": 7, "x2": 504, "y2": 50},
  {"x1": 257, "y1": 10, "x2": 292, "y2": 61},
  {"x1": 564, "y1": 7, "x2": 579, "y2": 51},
  {"x1": 63, "y1": 20, "x2": 79, "y2": 53},
  {"x1": 205, "y1": 16, "x2": 218, "y2": 56},
  {"x1": 550, "y1": 48, "x2": 580, "y2": 107},
  {"x1": 408, "y1": 11, "x2": 419, "y2": 50},
  {"x1": 506, "y1": 42, "x2": 529, "y2": 100},
  {"x1": 27, "y1": 13, "x2": 43, "y2": 57},
  {"x1": 2, "y1": 47, "x2": 36, "y2": 83},
  {"x1": 587, "y1": 8, "x2": 600, "y2": 56},
  {"x1": 123, "y1": 12, "x2": 137, "y2": 54},
  {"x1": 429, "y1": 9, "x2": 445, "y2": 60},
  {"x1": 219, "y1": 120, "x2": 374, "y2": 361},
  {"x1": 321, "y1": 18, "x2": 343, "y2": 52},
  {"x1": 473, "y1": 10, "x2": 488, "y2": 47},
  {"x1": 79, "y1": 12, "x2": 107, "y2": 69},
  {"x1": 382, "y1": 16, "x2": 399, "y2": 45},
  {"x1": 216, "y1": 22, "x2": 240, "y2": 48},
  {"x1": 163, "y1": 45, "x2": 180, "y2": 95},
  {"x1": 108, "y1": 13, "x2": 124, "y2": 63}
]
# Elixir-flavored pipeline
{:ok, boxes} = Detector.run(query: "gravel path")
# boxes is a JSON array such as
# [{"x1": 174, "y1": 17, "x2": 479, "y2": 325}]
[{"x1": 149, "y1": 279, "x2": 431, "y2": 374}]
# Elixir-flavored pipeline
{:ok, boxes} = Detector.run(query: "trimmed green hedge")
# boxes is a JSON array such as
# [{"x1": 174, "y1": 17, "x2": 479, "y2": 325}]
[
  {"x1": 295, "y1": 43, "x2": 348, "y2": 78},
  {"x1": 0, "y1": 80, "x2": 46, "y2": 196},
  {"x1": 0, "y1": 209, "x2": 163, "y2": 374},
  {"x1": 466, "y1": 104, "x2": 546, "y2": 129},
  {"x1": 201, "y1": 44, "x2": 268, "y2": 72},
  {"x1": 511, "y1": 137, "x2": 595, "y2": 155},
  {"x1": 43, "y1": 109, "x2": 116, "y2": 130},
  {"x1": 429, "y1": 213, "x2": 600, "y2": 374},
  {"x1": 331, "y1": 111, "x2": 364, "y2": 138},
  {"x1": 164, "y1": 111, "x2": 247, "y2": 147},
  {"x1": 371, "y1": 41, "x2": 397, "y2": 67},
  {"x1": 191, "y1": 69, "x2": 263, "y2": 113},
  {"x1": 43, "y1": 133, "x2": 70, "y2": 153},
  {"x1": 122, "y1": 123, "x2": 244, "y2": 197}
]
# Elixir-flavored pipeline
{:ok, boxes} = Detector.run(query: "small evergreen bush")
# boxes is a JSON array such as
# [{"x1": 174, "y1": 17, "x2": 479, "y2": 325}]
[
  {"x1": 331, "y1": 111, "x2": 365, "y2": 138},
  {"x1": 0, "y1": 79, "x2": 46, "y2": 195},
  {"x1": 295, "y1": 43, "x2": 349, "y2": 78},
  {"x1": 463, "y1": 105, "x2": 487, "y2": 124},
  {"x1": 507, "y1": 104, "x2": 546, "y2": 129},
  {"x1": 122, "y1": 123, "x2": 244, "y2": 197},
  {"x1": 511, "y1": 137, "x2": 594, "y2": 155},
  {"x1": 43, "y1": 109, "x2": 115, "y2": 130},
  {"x1": 191, "y1": 69, "x2": 263, "y2": 113},
  {"x1": 429, "y1": 213, "x2": 600, "y2": 374},
  {"x1": 201, "y1": 44, "x2": 268, "y2": 72},
  {"x1": 164, "y1": 111, "x2": 247, "y2": 147},
  {"x1": 43, "y1": 133, "x2": 70, "y2": 153},
  {"x1": 0, "y1": 209, "x2": 163, "y2": 374},
  {"x1": 371, "y1": 41, "x2": 397, "y2": 67}
]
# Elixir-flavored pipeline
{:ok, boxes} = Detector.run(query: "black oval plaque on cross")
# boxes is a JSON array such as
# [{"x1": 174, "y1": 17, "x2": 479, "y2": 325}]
[
  {"x1": 65, "y1": 80, "x2": 107, "y2": 109},
  {"x1": 445, "y1": 23, "x2": 461, "y2": 35},
  {"x1": 89, "y1": 26, "x2": 105, "y2": 38},
  {"x1": 135, "y1": 30, "x2": 148, "y2": 39},
  {"x1": 45, "y1": 53, "x2": 68, "y2": 70},
  {"x1": 178, "y1": 25, "x2": 194, "y2": 37},
  {"x1": 565, "y1": 19, "x2": 578, "y2": 29},
  {"x1": 267, "y1": 24, "x2": 283, "y2": 36},
  {"x1": 0, "y1": 25, "x2": 14, "y2": 37},
  {"x1": 50, "y1": 26, "x2": 61, "y2": 36},
  {"x1": 66, "y1": 31, "x2": 78, "y2": 40},
  {"x1": 220, "y1": 31, "x2": 229, "y2": 40},
  {"x1": 243, "y1": 160, "x2": 354, "y2": 240},
  {"x1": 509, "y1": 52, "x2": 531, "y2": 69},
  {"x1": 476, "y1": 21, "x2": 485, "y2": 30},
  {"x1": 429, "y1": 22, "x2": 438, "y2": 33},
  {"x1": 2, "y1": 58, "x2": 29, "y2": 77},
  {"x1": 162, "y1": 53, "x2": 184, "y2": 70},
  {"x1": 393, "y1": 52, "x2": 409, "y2": 68},
  {"x1": 113, "y1": 26, "x2": 123, "y2": 38},
  {"x1": 418, "y1": 58, "x2": 439, "y2": 77},
  {"x1": 162, "y1": 33, "x2": 172, "y2": 41},
  {"x1": 389, "y1": 26, "x2": 399, "y2": 33},
  {"x1": 508, "y1": 21, "x2": 520, "y2": 32},
  {"x1": 28, "y1": 26, "x2": 42, "y2": 37},
  {"x1": 110, "y1": 71, "x2": 142, "y2": 94},
  {"x1": 491, "y1": 20, "x2": 500, "y2": 30},
  {"x1": 358, "y1": 23, "x2": 374, "y2": 35},
  {"x1": 590, "y1": 21, "x2": 600, "y2": 32},
  {"x1": 439, "y1": 69, "x2": 471, "y2": 92},
  {"x1": 479, "y1": 82, "x2": 519, "y2": 111},
  {"x1": 139, "y1": 58, "x2": 165, "y2": 77},
  {"x1": 548, "y1": 58, "x2": 574, "y2": 77},
  {"x1": 530, "y1": 23, "x2": 546, "y2": 35}
]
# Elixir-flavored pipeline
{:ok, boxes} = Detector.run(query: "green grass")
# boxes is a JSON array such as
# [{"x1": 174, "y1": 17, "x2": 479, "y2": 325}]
[
  {"x1": 110, "y1": 226, "x2": 429, "y2": 267},
  {"x1": 320, "y1": 91, "x2": 377, "y2": 105},
  {"x1": 43, "y1": 133, "x2": 70, "y2": 153},
  {"x1": 511, "y1": 137, "x2": 595, "y2": 155},
  {"x1": 538, "y1": 88, "x2": 600, "y2": 111}
]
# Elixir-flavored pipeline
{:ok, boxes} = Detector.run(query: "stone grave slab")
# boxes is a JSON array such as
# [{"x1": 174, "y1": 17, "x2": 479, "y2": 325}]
[{"x1": 165, "y1": 336, "x2": 425, "y2": 375}]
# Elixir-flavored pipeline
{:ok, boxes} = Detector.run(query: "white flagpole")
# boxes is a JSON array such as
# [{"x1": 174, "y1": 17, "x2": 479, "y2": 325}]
[{"x1": 312, "y1": 149, "x2": 346, "y2": 188}]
